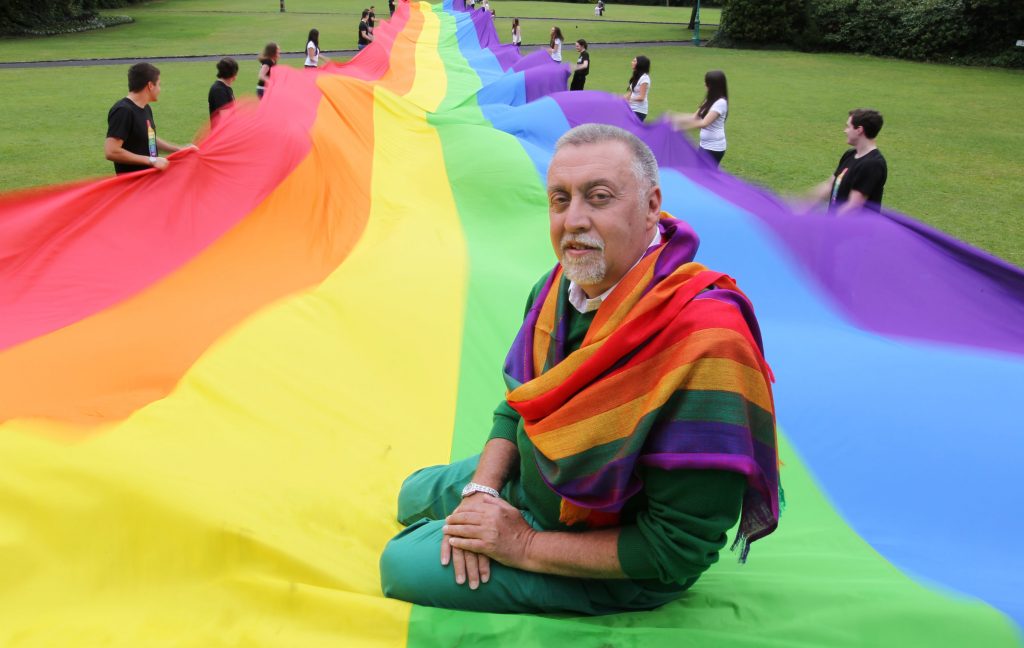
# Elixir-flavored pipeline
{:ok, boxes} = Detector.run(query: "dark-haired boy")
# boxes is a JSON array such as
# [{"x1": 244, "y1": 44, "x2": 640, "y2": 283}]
[
  {"x1": 569, "y1": 40, "x2": 590, "y2": 91},
  {"x1": 358, "y1": 10, "x2": 374, "y2": 50},
  {"x1": 809, "y1": 108, "x2": 888, "y2": 215},
  {"x1": 208, "y1": 57, "x2": 238, "y2": 119},
  {"x1": 105, "y1": 62, "x2": 192, "y2": 175}
]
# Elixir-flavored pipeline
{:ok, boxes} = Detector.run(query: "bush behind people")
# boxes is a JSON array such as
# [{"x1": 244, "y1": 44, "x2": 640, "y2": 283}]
[
  {"x1": 718, "y1": 0, "x2": 1024, "y2": 68},
  {"x1": 0, "y1": 0, "x2": 143, "y2": 35}
]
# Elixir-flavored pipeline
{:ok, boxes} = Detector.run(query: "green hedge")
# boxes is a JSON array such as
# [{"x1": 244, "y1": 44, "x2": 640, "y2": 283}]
[
  {"x1": 1, "y1": 1, "x2": 94, "y2": 33},
  {"x1": 718, "y1": 0, "x2": 1024, "y2": 66},
  {"x1": 0, "y1": 0, "x2": 143, "y2": 34},
  {"x1": 717, "y1": 0, "x2": 807, "y2": 44},
  {"x1": 0, "y1": 1, "x2": 96, "y2": 33}
]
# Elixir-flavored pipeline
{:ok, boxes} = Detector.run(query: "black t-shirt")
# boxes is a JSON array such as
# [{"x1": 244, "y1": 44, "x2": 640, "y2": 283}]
[
  {"x1": 257, "y1": 58, "x2": 276, "y2": 88},
  {"x1": 208, "y1": 80, "x2": 234, "y2": 117},
  {"x1": 106, "y1": 97, "x2": 156, "y2": 175},
  {"x1": 359, "y1": 20, "x2": 371, "y2": 45},
  {"x1": 573, "y1": 50, "x2": 590, "y2": 78},
  {"x1": 830, "y1": 148, "x2": 887, "y2": 212}
]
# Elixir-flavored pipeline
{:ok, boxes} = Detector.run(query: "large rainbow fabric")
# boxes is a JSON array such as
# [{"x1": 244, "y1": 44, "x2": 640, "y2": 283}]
[{"x1": 1, "y1": 0, "x2": 1022, "y2": 645}]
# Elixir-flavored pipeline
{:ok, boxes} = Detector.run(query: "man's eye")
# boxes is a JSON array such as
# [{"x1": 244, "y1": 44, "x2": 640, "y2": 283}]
[
  {"x1": 549, "y1": 193, "x2": 569, "y2": 207},
  {"x1": 588, "y1": 192, "x2": 612, "y2": 202}
]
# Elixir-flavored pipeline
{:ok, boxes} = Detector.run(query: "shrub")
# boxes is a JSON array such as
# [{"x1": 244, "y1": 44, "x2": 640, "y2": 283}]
[
  {"x1": 0, "y1": 0, "x2": 140, "y2": 35},
  {"x1": 807, "y1": 0, "x2": 970, "y2": 60},
  {"x1": 718, "y1": 0, "x2": 809, "y2": 45},
  {"x1": 718, "y1": 0, "x2": 1024, "y2": 67},
  {"x1": 1, "y1": 0, "x2": 96, "y2": 34}
]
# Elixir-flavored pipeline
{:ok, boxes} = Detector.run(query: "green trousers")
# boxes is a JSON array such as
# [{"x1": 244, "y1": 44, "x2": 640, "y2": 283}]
[{"x1": 379, "y1": 455, "x2": 684, "y2": 615}]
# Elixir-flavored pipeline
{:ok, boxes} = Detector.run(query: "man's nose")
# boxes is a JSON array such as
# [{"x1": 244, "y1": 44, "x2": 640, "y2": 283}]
[{"x1": 562, "y1": 196, "x2": 591, "y2": 231}]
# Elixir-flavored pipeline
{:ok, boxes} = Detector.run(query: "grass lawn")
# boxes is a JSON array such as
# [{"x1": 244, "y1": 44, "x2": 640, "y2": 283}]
[
  {"x1": 0, "y1": 0, "x2": 713, "y2": 62},
  {"x1": 0, "y1": 1, "x2": 1020, "y2": 266}
]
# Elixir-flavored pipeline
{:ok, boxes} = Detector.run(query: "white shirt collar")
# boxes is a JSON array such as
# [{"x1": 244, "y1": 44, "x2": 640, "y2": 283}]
[{"x1": 567, "y1": 228, "x2": 663, "y2": 314}]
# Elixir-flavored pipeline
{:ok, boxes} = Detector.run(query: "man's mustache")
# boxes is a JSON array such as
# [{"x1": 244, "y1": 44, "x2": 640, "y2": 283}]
[{"x1": 560, "y1": 233, "x2": 605, "y2": 252}]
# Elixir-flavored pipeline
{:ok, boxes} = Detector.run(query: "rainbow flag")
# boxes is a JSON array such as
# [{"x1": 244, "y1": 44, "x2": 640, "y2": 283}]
[{"x1": 1, "y1": 1, "x2": 1022, "y2": 645}]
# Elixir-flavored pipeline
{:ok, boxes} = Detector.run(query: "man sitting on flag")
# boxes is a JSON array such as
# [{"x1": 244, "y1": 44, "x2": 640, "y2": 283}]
[{"x1": 379, "y1": 124, "x2": 781, "y2": 614}]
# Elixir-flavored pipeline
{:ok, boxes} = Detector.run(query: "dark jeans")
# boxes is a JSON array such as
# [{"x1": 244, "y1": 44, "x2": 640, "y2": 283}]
[
  {"x1": 570, "y1": 75, "x2": 587, "y2": 91},
  {"x1": 700, "y1": 147, "x2": 725, "y2": 167},
  {"x1": 634, "y1": 111, "x2": 647, "y2": 123}
]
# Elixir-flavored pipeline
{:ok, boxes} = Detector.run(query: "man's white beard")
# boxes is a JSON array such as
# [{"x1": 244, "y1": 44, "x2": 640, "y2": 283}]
[{"x1": 560, "y1": 232, "x2": 607, "y2": 286}]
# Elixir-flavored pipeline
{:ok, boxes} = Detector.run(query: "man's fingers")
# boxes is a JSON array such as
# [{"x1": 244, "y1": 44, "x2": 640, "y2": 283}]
[
  {"x1": 479, "y1": 554, "x2": 491, "y2": 584},
  {"x1": 440, "y1": 533, "x2": 452, "y2": 566},
  {"x1": 449, "y1": 537, "x2": 485, "y2": 554},
  {"x1": 464, "y1": 550, "x2": 481, "y2": 590},
  {"x1": 451, "y1": 545, "x2": 467, "y2": 585},
  {"x1": 442, "y1": 523, "x2": 484, "y2": 539}
]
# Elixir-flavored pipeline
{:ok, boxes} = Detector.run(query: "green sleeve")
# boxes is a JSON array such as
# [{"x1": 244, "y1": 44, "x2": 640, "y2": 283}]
[
  {"x1": 488, "y1": 400, "x2": 521, "y2": 443},
  {"x1": 617, "y1": 469, "x2": 746, "y2": 584},
  {"x1": 486, "y1": 272, "x2": 552, "y2": 444}
]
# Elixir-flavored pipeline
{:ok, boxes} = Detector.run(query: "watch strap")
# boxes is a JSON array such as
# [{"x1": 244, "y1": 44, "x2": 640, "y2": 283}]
[{"x1": 461, "y1": 482, "x2": 500, "y2": 499}]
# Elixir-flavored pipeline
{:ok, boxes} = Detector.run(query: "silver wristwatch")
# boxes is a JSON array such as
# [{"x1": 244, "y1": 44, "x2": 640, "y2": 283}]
[{"x1": 461, "y1": 482, "x2": 500, "y2": 499}]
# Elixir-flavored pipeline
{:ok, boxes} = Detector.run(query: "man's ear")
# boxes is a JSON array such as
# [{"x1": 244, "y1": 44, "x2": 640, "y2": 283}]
[{"x1": 646, "y1": 185, "x2": 663, "y2": 225}]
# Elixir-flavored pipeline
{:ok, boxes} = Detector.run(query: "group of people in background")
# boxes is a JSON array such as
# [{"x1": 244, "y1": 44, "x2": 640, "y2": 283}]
[
  {"x1": 534, "y1": 22, "x2": 886, "y2": 210},
  {"x1": 106, "y1": 8, "x2": 888, "y2": 215},
  {"x1": 468, "y1": 0, "x2": 497, "y2": 19}
]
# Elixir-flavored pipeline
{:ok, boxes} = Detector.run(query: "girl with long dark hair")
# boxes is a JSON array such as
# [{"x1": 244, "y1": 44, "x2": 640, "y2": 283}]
[
  {"x1": 512, "y1": 18, "x2": 522, "y2": 49},
  {"x1": 670, "y1": 70, "x2": 729, "y2": 166},
  {"x1": 304, "y1": 28, "x2": 330, "y2": 68},
  {"x1": 624, "y1": 55, "x2": 651, "y2": 122},
  {"x1": 548, "y1": 26, "x2": 563, "y2": 62}
]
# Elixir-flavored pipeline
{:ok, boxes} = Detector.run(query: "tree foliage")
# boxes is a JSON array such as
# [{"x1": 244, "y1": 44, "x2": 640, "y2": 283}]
[
  {"x1": 0, "y1": 0, "x2": 143, "y2": 34},
  {"x1": 718, "y1": 0, "x2": 1024, "y2": 66},
  {"x1": 718, "y1": 0, "x2": 807, "y2": 44}
]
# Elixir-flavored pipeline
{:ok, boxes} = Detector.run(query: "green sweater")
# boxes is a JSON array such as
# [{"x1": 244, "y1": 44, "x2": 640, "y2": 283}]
[{"x1": 489, "y1": 276, "x2": 746, "y2": 588}]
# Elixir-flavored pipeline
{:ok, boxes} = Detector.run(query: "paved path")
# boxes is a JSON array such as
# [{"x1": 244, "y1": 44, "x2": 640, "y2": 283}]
[{"x1": 0, "y1": 39, "x2": 702, "y2": 69}]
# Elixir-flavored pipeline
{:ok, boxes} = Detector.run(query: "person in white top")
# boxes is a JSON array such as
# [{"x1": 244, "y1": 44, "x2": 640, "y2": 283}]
[
  {"x1": 669, "y1": 70, "x2": 729, "y2": 167},
  {"x1": 304, "y1": 28, "x2": 331, "y2": 68},
  {"x1": 624, "y1": 55, "x2": 651, "y2": 122},
  {"x1": 511, "y1": 18, "x2": 522, "y2": 49},
  {"x1": 548, "y1": 26, "x2": 564, "y2": 62}
]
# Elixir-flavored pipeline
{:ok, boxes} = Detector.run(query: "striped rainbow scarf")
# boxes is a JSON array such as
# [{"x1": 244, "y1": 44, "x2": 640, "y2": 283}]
[{"x1": 503, "y1": 216, "x2": 780, "y2": 559}]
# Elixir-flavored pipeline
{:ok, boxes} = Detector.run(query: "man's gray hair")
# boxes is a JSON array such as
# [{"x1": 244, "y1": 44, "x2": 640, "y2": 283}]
[{"x1": 554, "y1": 123, "x2": 659, "y2": 191}]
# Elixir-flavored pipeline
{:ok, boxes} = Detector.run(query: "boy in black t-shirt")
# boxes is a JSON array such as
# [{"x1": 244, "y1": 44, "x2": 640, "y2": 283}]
[
  {"x1": 208, "y1": 57, "x2": 238, "y2": 119},
  {"x1": 808, "y1": 108, "x2": 887, "y2": 215},
  {"x1": 569, "y1": 40, "x2": 590, "y2": 91},
  {"x1": 105, "y1": 62, "x2": 193, "y2": 175},
  {"x1": 358, "y1": 10, "x2": 374, "y2": 51}
]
